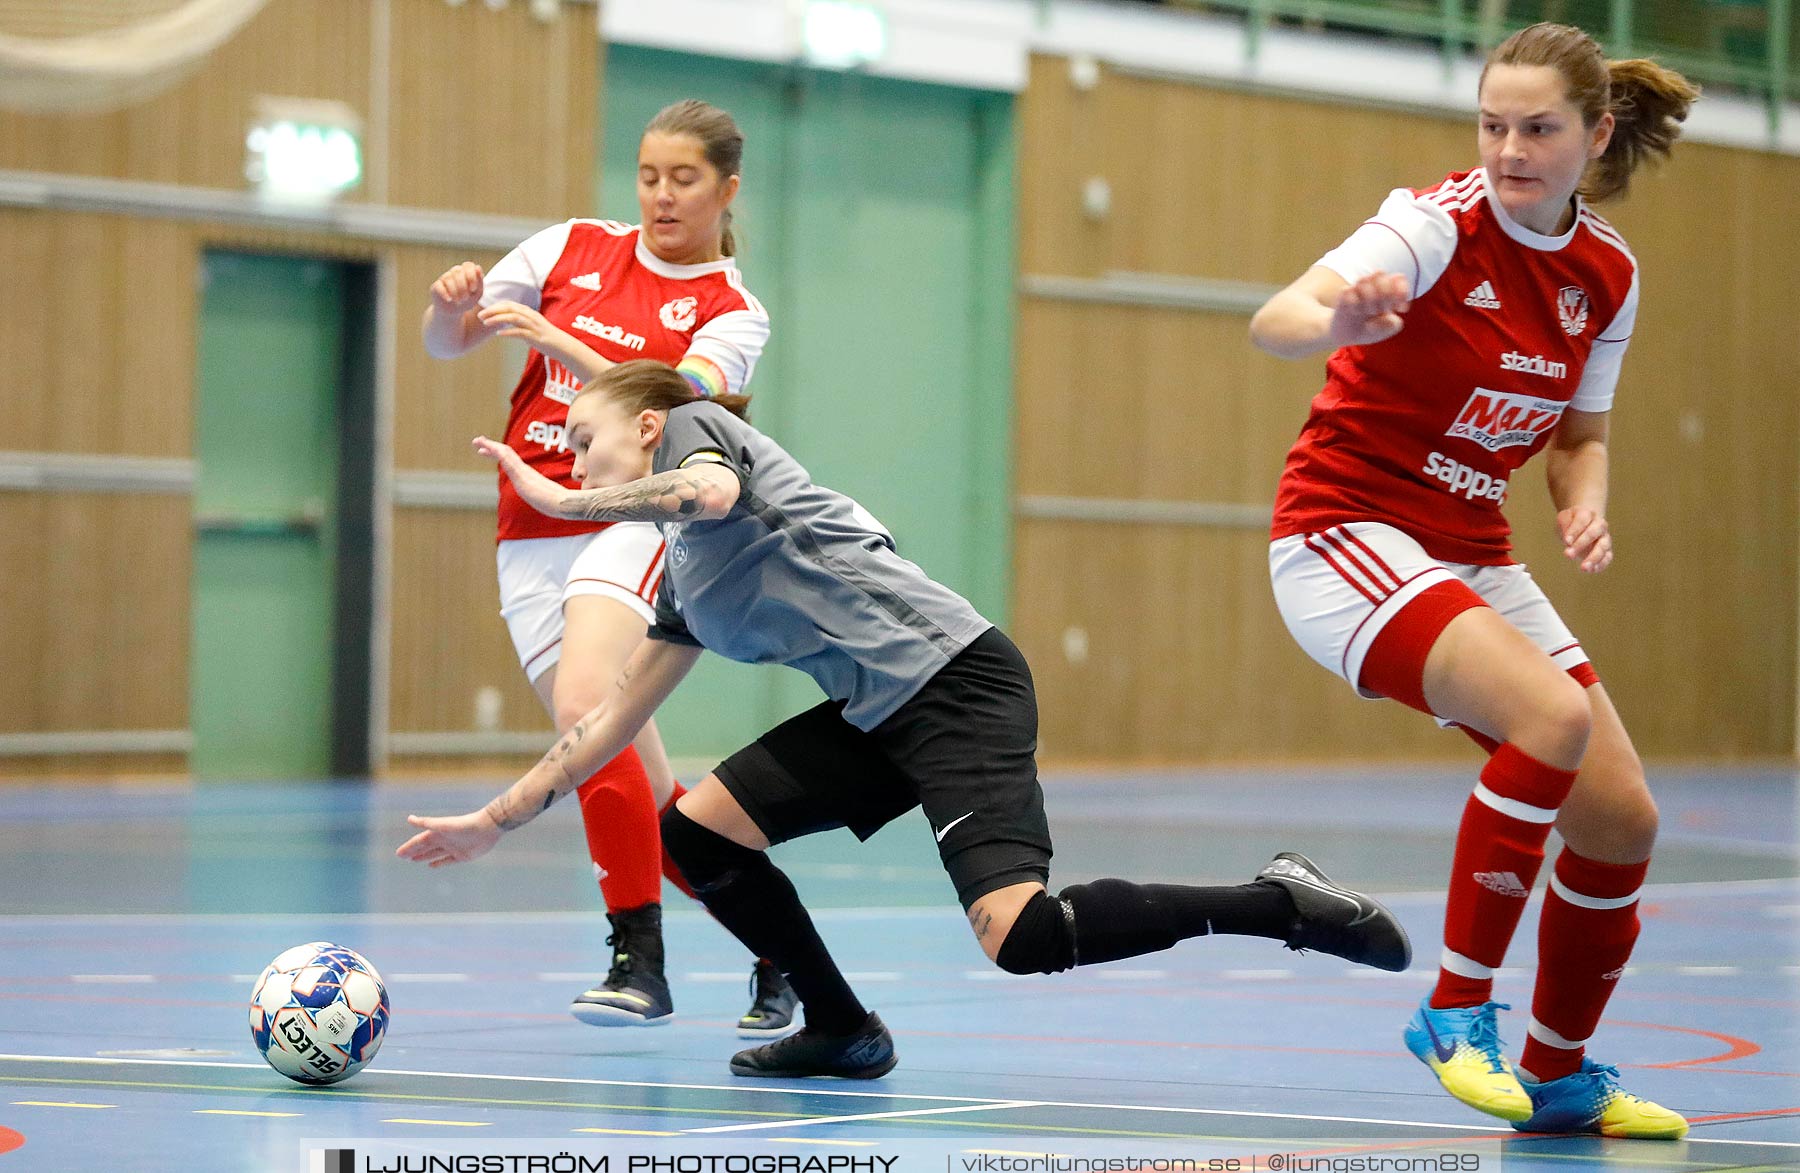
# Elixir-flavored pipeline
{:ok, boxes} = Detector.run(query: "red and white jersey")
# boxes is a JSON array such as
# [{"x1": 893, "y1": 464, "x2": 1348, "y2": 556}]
[
  {"x1": 481, "y1": 219, "x2": 769, "y2": 541},
  {"x1": 1271, "y1": 168, "x2": 1639, "y2": 565}
]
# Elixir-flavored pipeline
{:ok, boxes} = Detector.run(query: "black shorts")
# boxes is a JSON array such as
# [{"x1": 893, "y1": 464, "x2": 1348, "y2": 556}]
[{"x1": 713, "y1": 627, "x2": 1053, "y2": 908}]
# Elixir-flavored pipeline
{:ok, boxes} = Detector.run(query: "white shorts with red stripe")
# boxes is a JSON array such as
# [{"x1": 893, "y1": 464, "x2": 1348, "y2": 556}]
[
  {"x1": 1269, "y1": 521, "x2": 1590, "y2": 703},
  {"x1": 496, "y1": 523, "x2": 667, "y2": 682}
]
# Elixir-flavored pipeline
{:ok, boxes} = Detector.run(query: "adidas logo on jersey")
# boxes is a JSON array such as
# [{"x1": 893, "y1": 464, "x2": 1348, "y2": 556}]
[
  {"x1": 570, "y1": 272, "x2": 602, "y2": 292},
  {"x1": 1464, "y1": 280, "x2": 1502, "y2": 309},
  {"x1": 1473, "y1": 870, "x2": 1530, "y2": 898}
]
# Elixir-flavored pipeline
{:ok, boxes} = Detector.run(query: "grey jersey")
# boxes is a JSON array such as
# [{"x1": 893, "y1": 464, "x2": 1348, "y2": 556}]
[{"x1": 647, "y1": 401, "x2": 992, "y2": 729}]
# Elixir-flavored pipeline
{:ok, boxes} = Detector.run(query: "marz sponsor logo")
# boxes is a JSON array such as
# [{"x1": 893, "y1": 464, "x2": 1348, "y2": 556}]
[
  {"x1": 659, "y1": 295, "x2": 699, "y2": 332},
  {"x1": 1557, "y1": 284, "x2": 1590, "y2": 336},
  {"x1": 1500, "y1": 351, "x2": 1567, "y2": 380},
  {"x1": 1445, "y1": 387, "x2": 1567, "y2": 452},
  {"x1": 1422, "y1": 452, "x2": 1509, "y2": 503},
  {"x1": 571, "y1": 314, "x2": 646, "y2": 351},
  {"x1": 525, "y1": 419, "x2": 571, "y2": 453}
]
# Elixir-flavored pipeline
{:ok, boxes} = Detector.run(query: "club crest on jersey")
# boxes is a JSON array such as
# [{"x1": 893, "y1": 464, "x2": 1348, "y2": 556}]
[
  {"x1": 1557, "y1": 285, "x2": 1590, "y2": 336},
  {"x1": 659, "y1": 296, "x2": 699, "y2": 332},
  {"x1": 1446, "y1": 387, "x2": 1567, "y2": 452}
]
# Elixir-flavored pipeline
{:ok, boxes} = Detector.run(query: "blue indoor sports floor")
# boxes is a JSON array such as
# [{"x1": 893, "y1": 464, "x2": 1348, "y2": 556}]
[{"x1": 1, "y1": 765, "x2": 1794, "y2": 1172}]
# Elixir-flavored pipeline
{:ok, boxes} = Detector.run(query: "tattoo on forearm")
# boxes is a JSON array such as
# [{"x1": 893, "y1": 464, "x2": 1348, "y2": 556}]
[
  {"x1": 485, "y1": 719, "x2": 589, "y2": 832},
  {"x1": 562, "y1": 469, "x2": 720, "y2": 524}
]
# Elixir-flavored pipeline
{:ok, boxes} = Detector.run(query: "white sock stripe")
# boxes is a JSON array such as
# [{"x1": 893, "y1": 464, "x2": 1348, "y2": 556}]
[
  {"x1": 1471, "y1": 781, "x2": 1558, "y2": 824},
  {"x1": 1526, "y1": 1016, "x2": 1588, "y2": 1050},
  {"x1": 1439, "y1": 947, "x2": 1494, "y2": 979},
  {"x1": 1548, "y1": 873, "x2": 1642, "y2": 910}
]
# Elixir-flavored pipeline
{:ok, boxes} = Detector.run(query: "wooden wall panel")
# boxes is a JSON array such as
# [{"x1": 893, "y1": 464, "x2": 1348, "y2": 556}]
[
  {"x1": 391, "y1": 245, "x2": 524, "y2": 471},
  {"x1": 0, "y1": 0, "x2": 369, "y2": 191},
  {"x1": 1015, "y1": 301, "x2": 1317, "y2": 503},
  {"x1": 1015, "y1": 53, "x2": 1800, "y2": 763},
  {"x1": 1013, "y1": 519, "x2": 1451, "y2": 762},
  {"x1": 1018, "y1": 55, "x2": 1471, "y2": 284},
  {"x1": 0, "y1": 0, "x2": 596, "y2": 221},
  {"x1": 386, "y1": 1, "x2": 599, "y2": 218},
  {"x1": 0, "y1": 494, "x2": 191, "y2": 733},
  {"x1": 0, "y1": 210, "x2": 197, "y2": 457},
  {"x1": 387, "y1": 508, "x2": 545, "y2": 739}
]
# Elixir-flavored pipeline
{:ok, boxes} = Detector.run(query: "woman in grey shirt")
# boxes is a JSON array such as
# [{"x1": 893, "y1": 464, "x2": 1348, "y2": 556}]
[{"x1": 399, "y1": 361, "x2": 1412, "y2": 1079}]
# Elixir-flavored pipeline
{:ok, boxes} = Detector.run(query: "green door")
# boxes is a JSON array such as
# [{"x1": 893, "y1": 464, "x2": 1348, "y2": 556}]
[
  {"x1": 190, "y1": 251, "x2": 344, "y2": 780},
  {"x1": 600, "y1": 50, "x2": 1016, "y2": 763}
]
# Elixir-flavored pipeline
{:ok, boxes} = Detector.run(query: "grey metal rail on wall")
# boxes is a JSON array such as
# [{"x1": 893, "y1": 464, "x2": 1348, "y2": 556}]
[{"x1": 1150, "y1": 0, "x2": 1795, "y2": 128}]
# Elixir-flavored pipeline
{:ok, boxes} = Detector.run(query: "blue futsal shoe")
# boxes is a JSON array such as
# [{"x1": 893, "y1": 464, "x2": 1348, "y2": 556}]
[
  {"x1": 1515, "y1": 1058, "x2": 1689, "y2": 1139},
  {"x1": 1403, "y1": 998, "x2": 1532, "y2": 1121}
]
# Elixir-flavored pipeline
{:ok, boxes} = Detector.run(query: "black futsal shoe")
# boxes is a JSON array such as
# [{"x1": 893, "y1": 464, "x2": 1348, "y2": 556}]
[
  {"x1": 729, "y1": 1011, "x2": 897, "y2": 1079},
  {"x1": 570, "y1": 903, "x2": 675, "y2": 1026},
  {"x1": 1256, "y1": 851, "x2": 1413, "y2": 972},
  {"x1": 737, "y1": 959, "x2": 800, "y2": 1038}
]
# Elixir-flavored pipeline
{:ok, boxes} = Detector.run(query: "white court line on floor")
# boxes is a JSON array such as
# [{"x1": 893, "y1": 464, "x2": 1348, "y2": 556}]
[
  {"x1": 688, "y1": 1101, "x2": 1046, "y2": 1134},
  {"x1": 388, "y1": 973, "x2": 471, "y2": 982},
  {"x1": 1, "y1": 1052, "x2": 1791, "y2": 1146},
  {"x1": 70, "y1": 975, "x2": 154, "y2": 984}
]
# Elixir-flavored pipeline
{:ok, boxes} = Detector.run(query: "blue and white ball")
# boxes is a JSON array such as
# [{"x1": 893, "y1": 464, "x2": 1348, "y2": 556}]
[{"x1": 248, "y1": 942, "x2": 390, "y2": 1084}]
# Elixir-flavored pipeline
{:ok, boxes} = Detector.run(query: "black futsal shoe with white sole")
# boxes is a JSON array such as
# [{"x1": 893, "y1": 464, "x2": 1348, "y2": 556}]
[
  {"x1": 1256, "y1": 851, "x2": 1413, "y2": 972},
  {"x1": 729, "y1": 1012, "x2": 897, "y2": 1079},
  {"x1": 570, "y1": 903, "x2": 675, "y2": 1027}
]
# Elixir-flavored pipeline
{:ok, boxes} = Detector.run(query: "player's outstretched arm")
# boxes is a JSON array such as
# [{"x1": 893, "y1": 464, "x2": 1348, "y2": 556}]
[
  {"x1": 473, "y1": 437, "x2": 741, "y2": 524},
  {"x1": 396, "y1": 640, "x2": 703, "y2": 867},
  {"x1": 1546, "y1": 407, "x2": 1614, "y2": 574},
  {"x1": 1250, "y1": 267, "x2": 1410, "y2": 359}
]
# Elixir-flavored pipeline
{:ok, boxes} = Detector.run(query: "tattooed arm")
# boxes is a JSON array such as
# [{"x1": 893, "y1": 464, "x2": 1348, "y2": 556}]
[
  {"x1": 396, "y1": 640, "x2": 704, "y2": 867},
  {"x1": 473, "y1": 435, "x2": 740, "y2": 523}
]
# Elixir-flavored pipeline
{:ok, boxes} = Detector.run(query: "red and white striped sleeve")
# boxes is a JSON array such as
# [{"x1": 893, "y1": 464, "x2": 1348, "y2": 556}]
[
  {"x1": 479, "y1": 220, "x2": 576, "y2": 312},
  {"x1": 1316, "y1": 186, "x2": 1460, "y2": 300}
]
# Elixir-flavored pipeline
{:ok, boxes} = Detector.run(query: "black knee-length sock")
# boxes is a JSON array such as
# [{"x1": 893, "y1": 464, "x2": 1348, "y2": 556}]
[{"x1": 662, "y1": 807, "x2": 868, "y2": 1034}]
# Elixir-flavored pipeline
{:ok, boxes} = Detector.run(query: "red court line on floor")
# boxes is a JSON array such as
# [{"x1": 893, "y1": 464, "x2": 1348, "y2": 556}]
[
  {"x1": 1687, "y1": 1106, "x2": 1800, "y2": 1124},
  {"x1": 1608, "y1": 1020, "x2": 1761, "y2": 1067},
  {"x1": 0, "y1": 1126, "x2": 23, "y2": 1154}
]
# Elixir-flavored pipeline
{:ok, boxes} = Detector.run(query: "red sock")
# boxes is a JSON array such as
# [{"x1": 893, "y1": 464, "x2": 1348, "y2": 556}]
[
  {"x1": 1520, "y1": 849, "x2": 1647, "y2": 1082},
  {"x1": 657, "y1": 781, "x2": 697, "y2": 900},
  {"x1": 574, "y1": 746, "x2": 662, "y2": 912},
  {"x1": 1431, "y1": 743, "x2": 1578, "y2": 1009}
]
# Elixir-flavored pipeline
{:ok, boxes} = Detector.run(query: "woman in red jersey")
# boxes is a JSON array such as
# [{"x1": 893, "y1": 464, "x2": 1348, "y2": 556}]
[
  {"x1": 421, "y1": 99, "x2": 794, "y2": 1036},
  {"x1": 1251, "y1": 24, "x2": 1698, "y2": 1139}
]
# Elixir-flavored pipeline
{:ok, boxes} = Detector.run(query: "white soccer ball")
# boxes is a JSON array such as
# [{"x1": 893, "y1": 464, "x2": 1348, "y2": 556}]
[{"x1": 248, "y1": 941, "x2": 391, "y2": 1085}]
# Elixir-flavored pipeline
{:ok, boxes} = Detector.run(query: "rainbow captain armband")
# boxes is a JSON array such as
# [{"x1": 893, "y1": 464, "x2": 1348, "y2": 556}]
[{"x1": 675, "y1": 354, "x2": 728, "y2": 399}]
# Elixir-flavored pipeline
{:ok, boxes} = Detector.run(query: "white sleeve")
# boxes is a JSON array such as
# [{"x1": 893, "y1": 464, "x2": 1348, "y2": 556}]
[
  {"x1": 479, "y1": 221, "x2": 575, "y2": 311},
  {"x1": 1316, "y1": 188, "x2": 1459, "y2": 299},
  {"x1": 1570, "y1": 268, "x2": 1638, "y2": 414},
  {"x1": 681, "y1": 306, "x2": 770, "y2": 396}
]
